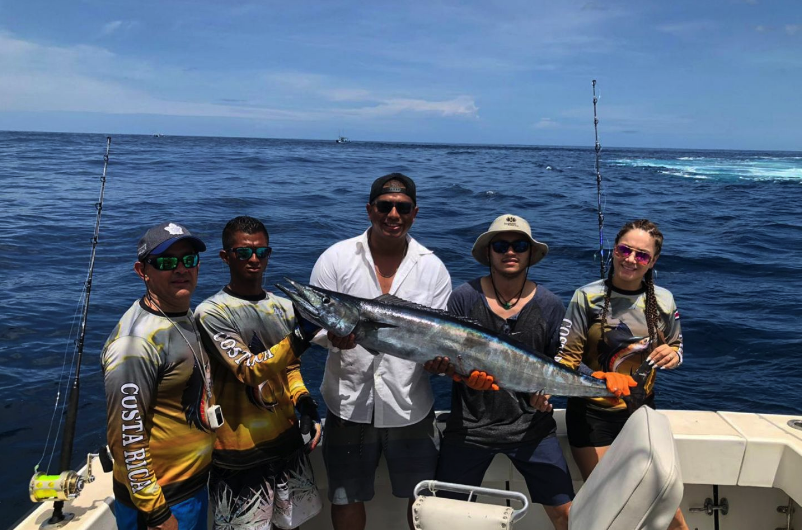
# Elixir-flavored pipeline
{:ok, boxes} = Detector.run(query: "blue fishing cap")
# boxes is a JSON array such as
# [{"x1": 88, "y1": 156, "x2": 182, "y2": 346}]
[{"x1": 137, "y1": 222, "x2": 207, "y2": 260}]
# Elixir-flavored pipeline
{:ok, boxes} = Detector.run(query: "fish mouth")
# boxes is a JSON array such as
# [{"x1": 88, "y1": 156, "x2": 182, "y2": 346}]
[
  {"x1": 274, "y1": 278, "x2": 326, "y2": 325},
  {"x1": 275, "y1": 278, "x2": 359, "y2": 337}
]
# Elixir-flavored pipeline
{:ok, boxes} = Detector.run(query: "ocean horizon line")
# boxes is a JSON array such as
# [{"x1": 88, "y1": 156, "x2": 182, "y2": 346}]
[{"x1": 2, "y1": 129, "x2": 800, "y2": 155}]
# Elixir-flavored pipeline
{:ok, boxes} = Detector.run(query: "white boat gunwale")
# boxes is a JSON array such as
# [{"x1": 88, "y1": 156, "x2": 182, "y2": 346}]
[{"x1": 13, "y1": 408, "x2": 802, "y2": 530}]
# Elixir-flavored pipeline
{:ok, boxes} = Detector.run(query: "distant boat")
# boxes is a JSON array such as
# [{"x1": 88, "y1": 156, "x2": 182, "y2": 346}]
[
  {"x1": 335, "y1": 135, "x2": 349, "y2": 144},
  {"x1": 153, "y1": 133, "x2": 164, "y2": 138}
]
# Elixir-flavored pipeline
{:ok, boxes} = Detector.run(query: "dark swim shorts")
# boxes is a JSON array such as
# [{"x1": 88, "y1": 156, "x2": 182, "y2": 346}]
[
  {"x1": 566, "y1": 396, "x2": 655, "y2": 448},
  {"x1": 322, "y1": 409, "x2": 440, "y2": 505},
  {"x1": 436, "y1": 433, "x2": 575, "y2": 507}
]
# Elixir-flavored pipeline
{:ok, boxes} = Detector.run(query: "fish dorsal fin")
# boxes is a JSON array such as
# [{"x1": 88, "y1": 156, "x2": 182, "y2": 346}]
[
  {"x1": 373, "y1": 294, "x2": 482, "y2": 327},
  {"x1": 374, "y1": 293, "x2": 432, "y2": 311}
]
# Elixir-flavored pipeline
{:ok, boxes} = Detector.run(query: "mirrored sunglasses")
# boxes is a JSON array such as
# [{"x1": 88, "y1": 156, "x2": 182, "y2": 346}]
[
  {"x1": 229, "y1": 246, "x2": 272, "y2": 260},
  {"x1": 145, "y1": 253, "x2": 199, "y2": 271},
  {"x1": 614, "y1": 244, "x2": 652, "y2": 265}
]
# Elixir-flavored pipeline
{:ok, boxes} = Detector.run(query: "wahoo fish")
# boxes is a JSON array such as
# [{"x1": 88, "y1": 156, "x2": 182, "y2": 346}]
[{"x1": 277, "y1": 278, "x2": 611, "y2": 398}]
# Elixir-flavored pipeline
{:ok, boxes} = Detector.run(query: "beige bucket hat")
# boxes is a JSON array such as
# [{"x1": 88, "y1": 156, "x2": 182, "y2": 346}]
[{"x1": 471, "y1": 214, "x2": 549, "y2": 267}]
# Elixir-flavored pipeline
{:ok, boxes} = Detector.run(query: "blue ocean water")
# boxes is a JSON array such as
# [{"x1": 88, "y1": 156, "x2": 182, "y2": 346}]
[{"x1": 1, "y1": 131, "x2": 801, "y2": 526}]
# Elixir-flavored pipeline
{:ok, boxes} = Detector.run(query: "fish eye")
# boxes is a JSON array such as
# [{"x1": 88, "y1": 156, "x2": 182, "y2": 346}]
[{"x1": 322, "y1": 296, "x2": 330, "y2": 304}]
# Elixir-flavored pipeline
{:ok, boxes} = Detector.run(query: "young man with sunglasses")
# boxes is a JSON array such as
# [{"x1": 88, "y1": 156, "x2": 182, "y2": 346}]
[
  {"x1": 101, "y1": 222, "x2": 214, "y2": 530},
  {"x1": 425, "y1": 214, "x2": 575, "y2": 530},
  {"x1": 194, "y1": 216, "x2": 323, "y2": 530},
  {"x1": 309, "y1": 173, "x2": 451, "y2": 530}
]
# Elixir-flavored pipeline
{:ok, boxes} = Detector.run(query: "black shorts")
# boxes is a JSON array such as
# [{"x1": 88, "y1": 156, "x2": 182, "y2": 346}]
[
  {"x1": 322, "y1": 409, "x2": 440, "y2": 504},
  {"x1": 566, "y1": 396, "x2": 655, "y2": 448},
  {"x1": 436, "y1": 434, "x2": 574, "y2": 507}
]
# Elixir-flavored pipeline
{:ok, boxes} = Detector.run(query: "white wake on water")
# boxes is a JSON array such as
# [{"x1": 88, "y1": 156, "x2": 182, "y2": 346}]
[{"x1": 612, "y1": 156, "x2": 802, "y2": 182}]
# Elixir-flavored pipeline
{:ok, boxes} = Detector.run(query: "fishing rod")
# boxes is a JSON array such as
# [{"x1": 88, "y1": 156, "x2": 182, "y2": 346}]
[
  {"x1": 592, "y1": 80, "x2": 607, "y2": 280},
  {"x1": 29, "y1": 137, "x2": 111, "y2": 524}
]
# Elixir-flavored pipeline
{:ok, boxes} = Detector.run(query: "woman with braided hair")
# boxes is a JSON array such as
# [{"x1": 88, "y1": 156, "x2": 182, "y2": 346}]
[{"x1": 557, "y1": 219, "x2": 688, "y2": 529}]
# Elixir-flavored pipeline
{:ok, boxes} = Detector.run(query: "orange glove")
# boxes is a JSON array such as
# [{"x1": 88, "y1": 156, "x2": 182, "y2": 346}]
[
  {"x1": 453, "y1": 370, "x2": 499, "y2": 391},
  {"x1": 592, "y1": 371, "x2": 637, "y2": 398}
]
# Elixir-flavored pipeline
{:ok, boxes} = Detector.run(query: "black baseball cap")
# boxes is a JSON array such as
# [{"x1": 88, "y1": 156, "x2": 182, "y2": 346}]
[
  {"x1": 137, "y1": 222, "x2": 206, "y2": 260},
  {"x1": 369, "y1": 173, "x2": 416, "y2": 205}
]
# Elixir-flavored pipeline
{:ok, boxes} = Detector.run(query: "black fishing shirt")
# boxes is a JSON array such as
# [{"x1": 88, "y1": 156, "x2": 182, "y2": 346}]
[{"x1": 443, "y1": 278, "x2": 565, "y2": 447}]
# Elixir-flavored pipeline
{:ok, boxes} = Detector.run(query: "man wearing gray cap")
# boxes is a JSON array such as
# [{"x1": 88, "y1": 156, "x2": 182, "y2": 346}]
[
  {"x1": 101, "y1": 222, "x2": 217, "y2": 530},
  {"x1": 310, "y1": 173, "x2": 451, "y2": 530},
  {"x1": 426, "y1": 214, "x2": 574, "y2": 530}
]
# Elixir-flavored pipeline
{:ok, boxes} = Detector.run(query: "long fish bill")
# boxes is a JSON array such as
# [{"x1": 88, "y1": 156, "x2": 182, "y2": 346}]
[
  {"x1": 282, "y1": 278, "x2": 331, "y2": 310},
  {"x1": 274, "y1": 280, "x2": 325, "y2": 326}
]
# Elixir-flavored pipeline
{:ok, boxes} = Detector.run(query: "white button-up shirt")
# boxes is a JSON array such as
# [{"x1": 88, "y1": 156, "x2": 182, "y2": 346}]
[{"x1": 310, "y1": 229, "x2": 451, "y2": 427}]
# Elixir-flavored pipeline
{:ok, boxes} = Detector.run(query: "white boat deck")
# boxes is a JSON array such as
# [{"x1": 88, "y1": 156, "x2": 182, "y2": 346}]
[{"x1": 14, "y1": 409, "x2": 802, "y2": 530}]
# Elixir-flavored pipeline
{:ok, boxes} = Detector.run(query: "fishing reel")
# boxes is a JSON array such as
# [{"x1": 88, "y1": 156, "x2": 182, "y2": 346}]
[{"x1": 29, "y1": 449, "x2": 112, "y2": 503}]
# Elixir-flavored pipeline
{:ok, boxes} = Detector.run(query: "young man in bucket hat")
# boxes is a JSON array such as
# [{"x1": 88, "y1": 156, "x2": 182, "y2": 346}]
[
  {"x1": 425, "y1": 213, "x2": 574, "y2": 530},
  {"x1": 101, "y1": 222, "x2": 216, "y2": 530}
]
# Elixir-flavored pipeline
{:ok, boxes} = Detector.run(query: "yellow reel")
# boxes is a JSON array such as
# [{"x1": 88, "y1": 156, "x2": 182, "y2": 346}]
[
  {"x1": 29, "y1": 453, "x2": 100, "y2": 503},
  {"x1": 29, "y1": 471, "x2": 83, "y2": 502}
]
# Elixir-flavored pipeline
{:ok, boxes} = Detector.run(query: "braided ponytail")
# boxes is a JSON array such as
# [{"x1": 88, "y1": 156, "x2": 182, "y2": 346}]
[{"x1": 643, "y1": 268, "x2": 664, "y2": 351}]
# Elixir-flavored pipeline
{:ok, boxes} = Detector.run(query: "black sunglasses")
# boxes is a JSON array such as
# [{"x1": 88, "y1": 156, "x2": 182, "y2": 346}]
[
  {"x1": 145, "y1": 253, "x2": 200, "y2": 271},
  {"x1": 490, "y1": 240, "x2": 531, "y2": 254},
  {"x1": 229, "y1": 246, "x2": 272, "y2": 260},
  {"x1": 374, "y1": 200, "x2": 414, "y2": 215}
]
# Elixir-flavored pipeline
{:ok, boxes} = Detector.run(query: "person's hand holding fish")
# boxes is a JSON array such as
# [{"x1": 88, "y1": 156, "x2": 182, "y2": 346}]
[
  {"x1": 591, "y1": 372, "x2": 637, "y2": 398},
  {"x1": 327, "y1": 331, "x2": 357, "y2": 350},
  {"x1": 456, "y1": 370, "x2": 499, "y2": 391},
  {"x1": 423, "y1": 356, "x2": 456, "y2": 377},
  {"x1": 424, "y1": 356, "x2": 500, "y2": 391},
  {"x1": 529, "y1": 391, "x2": 553, "y2": 412}
]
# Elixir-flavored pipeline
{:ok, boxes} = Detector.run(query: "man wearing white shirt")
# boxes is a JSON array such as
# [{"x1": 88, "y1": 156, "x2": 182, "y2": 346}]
[{"x1": 310, "y1": 173, "x2": 451, "y2": 530}]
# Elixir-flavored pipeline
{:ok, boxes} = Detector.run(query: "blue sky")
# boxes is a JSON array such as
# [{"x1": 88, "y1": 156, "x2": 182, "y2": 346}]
[{"x1": 0, "y1": 0, "x2": 799, "y2": 150}]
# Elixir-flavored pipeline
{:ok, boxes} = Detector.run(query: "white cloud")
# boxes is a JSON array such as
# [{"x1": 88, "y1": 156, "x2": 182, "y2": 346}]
[
  {"x1": 534, "y1": 118, "x2": 559, "y2": 129},
  {"x1": 559, "y1": 104, "x2": 692, "y2": 132},
  {"x1": 288, "y1": 2, "x2": 630, "y2": 76},
  {"x1": 786, "y1": 25, "x2": 801, "y2": 35},
  {"x1": 325, "y1": 88, "x2": 373, "y2": 102},
  {"x1": 657, "y1": 21, "x2": 717, "y2": 38},
  {"x1": 581, "y1": 1, "x2": 608, "y2": 12},
  {"x1": 262, "y1": 71, "x2": 327, "y2": 90},
  {"x1": 0, "y1": 32, "x2": 476, "y2": 123},
  {"x1": 100, "y1": 20, "x2": 138, "y2": 36},
  {"x1": 101, "y1": 21, "x2": 123, "y2": 35},
  {"x1": 0, "y1": 32, "x2": 311, "y2": 119},
  {"x1": 346, "y1": 96, "x2": 478, "y2": 118}
]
